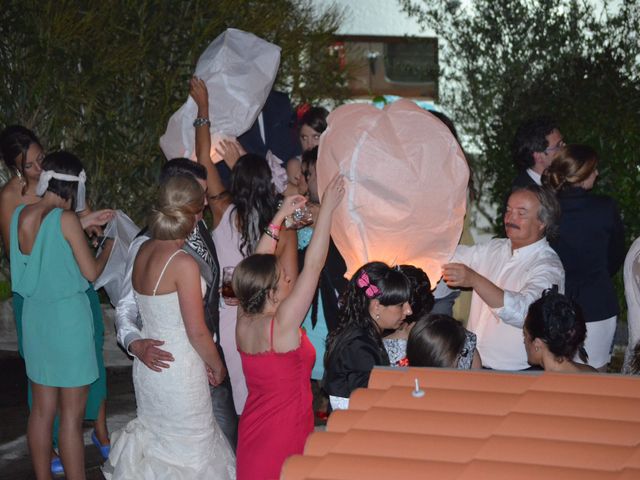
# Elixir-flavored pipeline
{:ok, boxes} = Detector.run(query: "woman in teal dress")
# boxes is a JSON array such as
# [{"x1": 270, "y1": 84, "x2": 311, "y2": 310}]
[
  {"x1": 10, "y1": 151, "x2": 113, "y2": 479},
  {"x1": 0, "y1": 126, "x2": 112, "y2": 472}
]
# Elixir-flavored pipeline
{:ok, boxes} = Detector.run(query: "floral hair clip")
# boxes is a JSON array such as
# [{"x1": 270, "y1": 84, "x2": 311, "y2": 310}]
[{"x1": 356, "y1": 271, "x2": 381, "y2": 299}]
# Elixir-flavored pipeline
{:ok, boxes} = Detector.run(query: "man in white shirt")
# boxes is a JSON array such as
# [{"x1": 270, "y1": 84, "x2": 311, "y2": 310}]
[
  {"x1": 511, "y1": 116, "x2": 564, "y2": 188},
  {"x1": 443, "y1": 185, "x2": 565, "y2": 370}
]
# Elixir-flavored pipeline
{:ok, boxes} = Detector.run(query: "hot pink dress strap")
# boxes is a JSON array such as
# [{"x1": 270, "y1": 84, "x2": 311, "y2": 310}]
[{"x1": 269, "y1": 317, "x2": 275, "y2": 351}]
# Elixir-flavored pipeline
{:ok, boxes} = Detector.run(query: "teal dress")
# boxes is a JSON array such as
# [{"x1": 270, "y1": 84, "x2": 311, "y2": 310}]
[
  {"x1": 10, "y1": 206, "x2": 98, "y2": 387},
  {"x1": 298, "y1": 226, "x2": 328, "y2": 380}
]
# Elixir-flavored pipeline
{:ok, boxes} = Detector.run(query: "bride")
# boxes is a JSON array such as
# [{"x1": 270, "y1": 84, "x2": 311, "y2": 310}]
[{"x1": 103, "y1": 174, "x2": 235, "y2": 479}]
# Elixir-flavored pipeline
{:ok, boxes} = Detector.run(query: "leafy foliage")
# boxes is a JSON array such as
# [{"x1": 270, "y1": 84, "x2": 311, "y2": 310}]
[
  {"x1": 398, "y1": 0, "x2": 640, "y2": 246},
  {"x1": 0, "y1": 0, "x2": 348, "y2": 227}
]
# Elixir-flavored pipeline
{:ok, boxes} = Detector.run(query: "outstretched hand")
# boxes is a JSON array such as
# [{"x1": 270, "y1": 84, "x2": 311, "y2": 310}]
[
  {"x1": 277, "y1": 194, "x2": 307, "y2": 221},
  {"x1": 442, "y1": 263, "x2": 477, "y2": 288},
  {"x1": 81, "y1": 209, "x2": 115, "y2": 232},
  {"x1": 189, "y1": 76, "x2": 209, "y2": 111},
  {"x1": 321, "y1": 173, "x2": 345, "y2": 211},
  {"x1": 215, "y1": 139, "x2": 246, "y2": 168}
]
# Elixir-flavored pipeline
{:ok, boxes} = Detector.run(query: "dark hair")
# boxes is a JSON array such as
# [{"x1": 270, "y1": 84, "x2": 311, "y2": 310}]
[
  {"x1": 542, "y1": 144, "x2": 598, "y2": 192},
  {"x1": 509, "y1": 184, "x2": 561, "y2": 240},
  {"x1": 406, "y1": 314, "x2": 467, "y2": 367},
  {"x1": 325, "y1": 262, "x2": 411, "y2": 362},
  {"x1": 0, "y1": 125, "x2": 42, "y2": 171},
  {"x1": 301, "y1": 146, "x2": 318, "y2": 170},
  {"x1": 233, "y1": 254, "x2": 279, "y2": 314},
  {"x1": 230, "y1": 154, "x2": 279, "y2": 255},
  {"x1": 512, "y1": 116, "x2": 559, "y2": 170},
  {"x1": 159, "y1": 157, "x2": 207, "y2": 184},
  {"x1": 398, "y1": 264, "x2": 434, "y2": 323},
  {"x1": 524, "y1": 289, "x2": 588, "y2": 362},
  {"x1": 40, "y1": 151, "x2": 84, "y2": 210},
  {"x1": 300, "y1": 107, "x2": 329, "y2": 134}
]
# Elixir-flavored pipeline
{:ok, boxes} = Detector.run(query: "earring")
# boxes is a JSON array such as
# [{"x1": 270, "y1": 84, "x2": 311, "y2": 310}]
[
  {"x1": 375, "y1": 313, "x2": 380, "y2": 321},
  {"x1": 535, "y1": 347, "x2": 540, "y2": 352},
  {"x1": 15, "y1": 168, "x2": 25, "y2": 185}
]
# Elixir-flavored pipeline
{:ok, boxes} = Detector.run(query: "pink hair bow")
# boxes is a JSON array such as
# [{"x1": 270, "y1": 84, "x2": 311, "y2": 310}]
[{"x1": 357, "y1": 271, "x2": 381, "y2": 299}]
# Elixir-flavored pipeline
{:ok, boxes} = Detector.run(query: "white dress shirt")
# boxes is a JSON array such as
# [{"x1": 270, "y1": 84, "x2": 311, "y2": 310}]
[
  {"x1": 526, "y1": 168, "x2": 542, "y2": 186},
  {"x1": 115, "y1": 235, "x2": 149, "y2": 355},
  {"x1": 452, "y1": 237, "x2": 564, "y2": 370}
]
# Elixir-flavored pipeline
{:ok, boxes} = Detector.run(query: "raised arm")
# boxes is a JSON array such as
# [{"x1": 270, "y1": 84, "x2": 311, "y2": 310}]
[
  {"x1": 190, "y1": 76, "x2": 231, "y2": 227},
  {"x1": 62, "y1": 210, "x2": 113, "y2": 282},
  {"x1": 276, "y1": 174, "x2": 344, "y2": 331},
  {"x1": 177, "y1": 254, "x2": 226, "y2": 385},
  {"x1": 254, "y1": 194, "x2": 307, "y2": 255}
]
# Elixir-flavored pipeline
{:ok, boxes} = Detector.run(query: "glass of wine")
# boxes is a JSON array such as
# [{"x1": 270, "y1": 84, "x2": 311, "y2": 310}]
[{"x1": 221, "y1": 266, "x2": 235, "y2": 299}]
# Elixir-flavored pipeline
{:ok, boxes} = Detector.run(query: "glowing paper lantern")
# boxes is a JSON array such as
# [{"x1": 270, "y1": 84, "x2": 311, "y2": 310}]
[
  {"x1": 316, "y1": 100, "x2": 469, "y2": 285},
  {"x1": 159, "y1": 28, "x2": 281, "y2": 162}
]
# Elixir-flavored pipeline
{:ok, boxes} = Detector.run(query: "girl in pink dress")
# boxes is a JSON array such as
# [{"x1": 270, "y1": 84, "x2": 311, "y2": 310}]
[{"x1": 233, "y1": 174, "x2": 345, "y2": 480}]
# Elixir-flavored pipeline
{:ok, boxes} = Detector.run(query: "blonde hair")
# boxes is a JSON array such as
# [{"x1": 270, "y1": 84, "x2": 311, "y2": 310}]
[
  {"x1": 542, "y1": 144, "x2": 598, "y2": 192},
  {"x1": 149, "y1": 175, "x2": 204, "y2": 240}
]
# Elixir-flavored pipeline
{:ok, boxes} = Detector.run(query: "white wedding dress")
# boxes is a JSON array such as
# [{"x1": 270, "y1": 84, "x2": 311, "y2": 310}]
[{"x1": 103, "y1": 252, "x2": 236, "y2": 479}]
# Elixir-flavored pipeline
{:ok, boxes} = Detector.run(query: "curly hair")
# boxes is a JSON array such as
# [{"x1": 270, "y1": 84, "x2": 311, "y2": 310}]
[
  {"x1": 325, "y1": 262, "x2": 411, "y2": 364},
  {"x1": 525, "y1": 288, "x2": 588, "y2": 362},
  {"x1": 229, "y1": 154, "x2": 280, "y2": 255},
  {"x1": 398, "y1": 264, "x2": 434, "y2": 323}
]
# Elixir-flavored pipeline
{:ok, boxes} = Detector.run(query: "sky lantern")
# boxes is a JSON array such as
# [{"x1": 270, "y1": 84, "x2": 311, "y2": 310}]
[
  {"x1": 159, "y1": 28, "x2": 280, "y2": 162},
  {"x1": 316, "y1": 99, "x2": 469, "y2": 286}
]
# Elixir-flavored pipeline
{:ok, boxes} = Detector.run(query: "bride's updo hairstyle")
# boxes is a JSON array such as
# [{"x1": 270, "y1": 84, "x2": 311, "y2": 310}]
[
  {"x1": 232, "y1": 254, "x2": 279, "y2": 314},
  {"x1": 149, "y1": 174, "x2": 204, "y2": 241},
  {"x1": 542, "y1": 144, "x2": 598, "y2": 192}
]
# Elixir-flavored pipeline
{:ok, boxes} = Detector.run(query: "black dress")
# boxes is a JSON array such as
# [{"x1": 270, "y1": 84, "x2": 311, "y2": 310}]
[{"x1": 323, "y1": 325, "x2": 390, "y2": 400}]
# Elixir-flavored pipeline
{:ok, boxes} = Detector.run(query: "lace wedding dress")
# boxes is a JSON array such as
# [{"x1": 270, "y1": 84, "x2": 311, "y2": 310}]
[{"x1": 103, "y1": 252, "x2": 235, "y2": 479}]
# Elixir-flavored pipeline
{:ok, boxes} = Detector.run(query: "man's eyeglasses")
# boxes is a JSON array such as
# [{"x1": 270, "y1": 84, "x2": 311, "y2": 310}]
[{"x1": 544, "y1": 140, "x2": 566, "y2": 155}]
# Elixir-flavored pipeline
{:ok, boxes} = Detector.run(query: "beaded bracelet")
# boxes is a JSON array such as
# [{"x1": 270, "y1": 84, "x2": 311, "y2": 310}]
[
  {"x1": 193, "y1": 117, "x2": 211, "y2": 128},
  {"x1": 263, "y1": 227, "x2": 280, "y2": 241},
  {"x1": 268, "y1": 223, "x2": 282, "y2": 232}
]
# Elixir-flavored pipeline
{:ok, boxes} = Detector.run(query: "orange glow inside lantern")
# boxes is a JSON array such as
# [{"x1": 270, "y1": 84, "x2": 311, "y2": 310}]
[{"x1": 316, "y1": 100, "x2": 469, "y2": 286}]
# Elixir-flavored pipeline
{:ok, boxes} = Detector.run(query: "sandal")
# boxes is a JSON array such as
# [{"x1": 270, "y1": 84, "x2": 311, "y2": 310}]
[
  {"x1": 51, "y1": 456, "x2": 64, "y2": 476},
  {"x1": 91, "y1": 430, "x2": 111, "y2": 460}
]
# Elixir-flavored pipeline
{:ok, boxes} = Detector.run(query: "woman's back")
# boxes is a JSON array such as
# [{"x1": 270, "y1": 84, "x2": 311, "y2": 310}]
[
  {"x1": 11, "y1": 205, "x2": 88, "y2": 301},
  {"x1": 10, "y1": 205, "x2": 96, "y2": 387},
  {"x1": 552, "y1": 187, "x2": 625, "y2": 322},
  {"x1": 237, "y1": 317, "x2": 314, "y2": 480}
]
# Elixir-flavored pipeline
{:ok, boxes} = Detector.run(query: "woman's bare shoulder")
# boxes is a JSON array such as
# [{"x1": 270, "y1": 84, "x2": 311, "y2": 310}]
[{"x1": 0, "y1": 178, "x2": 22, "y2": 209}]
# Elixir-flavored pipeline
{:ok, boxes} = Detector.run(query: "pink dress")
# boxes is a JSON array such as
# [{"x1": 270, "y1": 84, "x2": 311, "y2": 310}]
[
  {"x1": 211, "y1": 204, "x2": 247, "y2": 414},
  {"x1": 237, "y1": 318, "x2": 315, "y2": 480}
]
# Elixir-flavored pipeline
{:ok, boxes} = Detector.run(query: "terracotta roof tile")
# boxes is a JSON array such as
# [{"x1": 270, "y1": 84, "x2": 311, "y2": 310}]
[{"x1": 282, "y1": 368, "x2": 640, "y2": 479}]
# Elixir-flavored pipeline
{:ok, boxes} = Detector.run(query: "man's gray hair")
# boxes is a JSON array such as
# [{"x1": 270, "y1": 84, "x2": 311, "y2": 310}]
[{"x1": 511, "y1": 185, "x2": 560, "y2": 240}]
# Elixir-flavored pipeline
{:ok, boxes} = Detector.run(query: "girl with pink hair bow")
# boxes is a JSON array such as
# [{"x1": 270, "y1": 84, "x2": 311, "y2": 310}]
[{"x1": 323, "y1": 262, "x2": 413, "y2": 410}]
